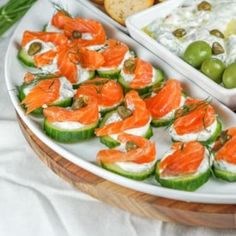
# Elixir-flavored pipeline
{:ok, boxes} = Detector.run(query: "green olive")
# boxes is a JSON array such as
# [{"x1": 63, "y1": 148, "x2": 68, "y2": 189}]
[
  {"x1": 201, "y1": 58, "x2": 225, "y2": 84},
  {"x1": 172, "y1": 28, "x2": 187, "y2": 38},
  {"x1": 223, "y1": 63, "x2": 236, "y2": 89},
  {"x1": 183, "y1": 41, "x2": 212, "y2": 68},
  {"x1": 197, "y1": 1, "x2": 212, "y2": 11}
]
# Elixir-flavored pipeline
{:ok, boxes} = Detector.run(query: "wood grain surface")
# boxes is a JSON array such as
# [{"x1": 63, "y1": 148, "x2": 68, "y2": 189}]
[{"x1": 17, "y1": 113, "x2": 236, "y2": 229}]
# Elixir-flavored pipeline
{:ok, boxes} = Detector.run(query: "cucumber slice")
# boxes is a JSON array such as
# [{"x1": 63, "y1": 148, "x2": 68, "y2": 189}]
[
  {"x1": 99, "y1": 102, "x2": 124, "y2": 117},
  {"x1": 118, "y1": 69, "x2": 164, "y2": 95},
  {"x1": 151, "y1": 118, "x2": 172, "y2": 128},
  {"x1": 213, "y1": 165, "x2": 236, "y2": 182},
  {"x1": 97, "y1": 68, "x2": 120, "y2": 80},
  {"x1": 44, "y1": 119, "x2": 99, "y2": 143},
  {"x1": 100, "y1": 161, "x2": 156, "y2": 180},
  {"x1": 72, "y1": 70, "x2": 96, "y2": 89},
  {"x1": 18, "y1": 48, "x2": 35, "y2": 67},
  {"x1": 156, "y1": 162, "x2": 211, "y2": 191}
]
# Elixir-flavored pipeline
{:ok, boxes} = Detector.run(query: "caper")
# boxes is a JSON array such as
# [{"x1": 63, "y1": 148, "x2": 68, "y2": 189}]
[
  {"x1": 27, "y1": 42, "x2": 42, "y2": 56},
  {"x1": 124, "y1": 58, "x2": 136, "y2": 73},
  {"x1": 72, "y1": 96, "x2": 88, "y2": 110},
  {"x1": 197, "y1": 1, "x2": 212, "y2": 11},
  {"x1": 125, "y1": 141, "x2": 139, "y2": 152},
  {"x1": 172, "y1": 28, "x2": 187, "y2": 38},
  {"x1": 72, "y1": 30, "x2": 82, "y2": 39},
  {"x1": 212, "y1": 42, "x2": 225, "y2": 55},
  {"x1": 210, "y1": 29, "x2": 224, "y2": 39},
  {"x1": 117, "y1": 106, "x2": 133, "y2": 120}
]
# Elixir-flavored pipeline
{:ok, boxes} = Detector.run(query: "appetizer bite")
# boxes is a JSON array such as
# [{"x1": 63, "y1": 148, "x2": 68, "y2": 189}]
[
  {"x1": 145, "y1": 79, "x2": 185, "y2": 127},
  {"x1": 97, "y1": 133, "x2": 157, "y2": 180},
  {"x1": 169, "y1": 98, "x2": 222, "y2": 144},
  {"x1": 118, "y1": 57, "x2": 164, "y2": 95},
  {"x1": 156, "y1": 141, "x2": 212, "y2": 191},
  {"x1": 43, "y1": 92, "x2": 99, "y2": 143},
  {"x1": 213, "y1": 128, "x2": 236, "y2": 181},
  {"x1": 95, "y1": 90, "x2": 153, "y2": 148},
  {"x1": 75, "y1": 78, "x2": 123, "y2": 115},
  {"x1": 19, "y1": 74, "x2": 74, "y2": 116},
  {"x1": 18, "y1": 31, "x2": 67, "y2": 69}
]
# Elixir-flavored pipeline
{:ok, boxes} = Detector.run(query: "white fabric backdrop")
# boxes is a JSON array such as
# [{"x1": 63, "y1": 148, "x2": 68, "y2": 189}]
[{"x1": 1, "y1": 19, "x2": 236, "y2": 236}]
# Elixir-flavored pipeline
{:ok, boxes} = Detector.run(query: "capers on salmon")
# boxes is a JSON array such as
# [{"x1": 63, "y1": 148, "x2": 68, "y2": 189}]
[
  {"x1": 28, "y1": 42, "x2": 42, "y2": 56},
  {"x1": 212, "y1": 42, "x2": 225, "y2": 55},
  {"x1": 210, "y1": 29, "x2": 225, "y2": 39},
  {"x1": 124, "y1": 58, "x2": 136, "y2": 73},
  {"x1": 197, "y1": 1, "x2": 212, "y2": 11},
  {"x1": 72, "y1": 96, "x2": 88, "y2": 110},
  {"x1": 125, "y1": 141, "x2": 139, "y2": 152},
  {"x1": 173, "y1": 28, "x2": 187, "y2": 38},
  {"x1": 72, "y1": 30, "x2": 82, "y2": 39},
  {"x1": 117, "y1": 106, "x2": 133, "y2": 119}
]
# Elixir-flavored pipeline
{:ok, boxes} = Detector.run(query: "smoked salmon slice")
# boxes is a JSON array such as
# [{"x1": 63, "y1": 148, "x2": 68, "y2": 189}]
[
  {"x1": 57, "y1": 45, "x2": 78, "y2": 84},
  {"x1": 75, "y1": 78, "x2": 123, "y2": 107},
  {"x1": 101, "y1": 39, "x2": 129, "y2": 67},
  {"x1": 215, "y1": 136, "x2": 236, "y2": 164},
  {"x1": 173, "y1": 98, "x2": 216, "y2": 135},
  {"x1": 21, "y1": 31, "x2": 68, "y2": 47},
  {"x1": 21, "y1": 78, "x2": 60, "y2": 114},
  {"x1": 51, "y1": 11, "x2": 72, "y2": 30},
  {"x1": 43, "y1": 95, "x2": 99, "y2": 125},
  {"x1": 97, "y1": 133, "x2": 156, "y2": 164},
  {"x1": 130, "y1": 59, "x2": 153, "y2": 89},
  {"x1": 95, "y1": 90, "x2": 150, "y2": 136},
  {"x1": 34, "y1": 50, "x2": 57, "y2": 68},
  {"x1": 64, "y1": 18, "x2": 106, "y2": 47},
  {"x1": 160, "y1": 141, "x2": 205, "y2": 177},
  {"x1": 145, "y1": 79, "x2": 182, "y2": 118}
]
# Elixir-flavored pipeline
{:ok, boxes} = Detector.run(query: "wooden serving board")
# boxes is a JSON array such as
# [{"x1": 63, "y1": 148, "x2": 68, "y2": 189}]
[{"x1": 17, "y1": 113, "x2": 236, "y2": 229}]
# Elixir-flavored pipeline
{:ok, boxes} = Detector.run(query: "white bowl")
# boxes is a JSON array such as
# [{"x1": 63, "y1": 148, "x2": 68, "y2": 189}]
[
  {"x1": 126, "y1": 0, "x2": 236, "y2": 110},
  {"x1": 4, "y1": 0, "x2": 236, "y2": 204}
]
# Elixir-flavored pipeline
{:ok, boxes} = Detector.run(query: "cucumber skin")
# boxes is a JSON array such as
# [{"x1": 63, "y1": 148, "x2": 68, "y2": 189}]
[
  {"x1": 72, "y1": 70, "x2": 96, "y2": 89},
  {"x1": 151, "y1": 118, "x2": 172, "y2": 128},
  {"x1": 101, "y1": 161, "x2": 156, "y2": 180},
  {"x1": 96, "y1": 69, "x2": 120, "y2": 80},
  {"x1": 18, "y1": 84, "x2": 72, "y2": 117},
  {"x1": 118, "y1": 69, "x2": 164, "y2": 95},
  {"x1": 44, "y1": 119, "x2": 99, "y2": 143},
  {"x1": 17, "y1": 48, "x2": 35, "y2": 68},
  {"x1": 155, "y1": 162, "x2": 211, "y2": 191},
  {"x1": 171, "y1": 120, "x2": 222, "y2": 145},
  {"x1": 213, "y1": 166, "x2": 236, "y2": 182}
]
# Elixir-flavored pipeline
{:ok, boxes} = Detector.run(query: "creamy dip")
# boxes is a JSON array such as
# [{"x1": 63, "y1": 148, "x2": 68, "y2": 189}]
[{"x1": 145, "y1": 0, "x2": 236, "y2": 65}]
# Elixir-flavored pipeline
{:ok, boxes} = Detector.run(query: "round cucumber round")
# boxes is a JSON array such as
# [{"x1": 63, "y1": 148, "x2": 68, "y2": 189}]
[
  {"x1": 44, "y1": 119, "x2": 99, "y2": 143},
  {"x1": 96, "y1": 68, "x2": 120, "y2": 80},
  {"x1": 101, "y1": 161, "x2": 156, "y2": 180},
  {"x1": 156, "y1": 161, "x2": 211, "y2": 191},
  {"x1": 213, "y1": 165, "x2": 236, "y2": 182},
  {"x1": 118, "y1": 69, "x2": 164, "y2": 95},
  {"x1": 17, "y1": 48, "x2": 35, "y2": 67},
  {"x1": 99, "y1": 110, "x2": 153, "y2": 148}
]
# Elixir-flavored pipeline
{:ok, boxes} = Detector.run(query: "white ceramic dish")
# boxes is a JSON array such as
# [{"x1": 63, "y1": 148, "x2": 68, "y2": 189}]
[
  {"x1": 126, "y1": 0, "x2": 236, "y2": 110},
  {"x1": 5, "y1": 0, "x2": 236, "y2": 204}
]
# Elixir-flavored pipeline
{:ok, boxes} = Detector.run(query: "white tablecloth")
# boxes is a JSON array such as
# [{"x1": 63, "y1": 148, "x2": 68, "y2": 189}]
[{"x1": 1, "y1": 25, "x2": 236, "y2": 236}]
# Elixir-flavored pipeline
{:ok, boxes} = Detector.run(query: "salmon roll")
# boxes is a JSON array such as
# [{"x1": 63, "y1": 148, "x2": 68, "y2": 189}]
[
  {"x1": 97, "y1": 133, "x2": 157, "y2": 180},
  {"x1": 213, "y1": 128, "x2": 236, "y2": 182},
  {"x1": 156, "y1": 141, "x2": 212, "y2": 191}
]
